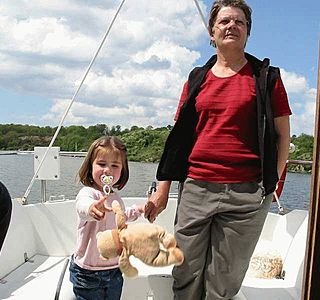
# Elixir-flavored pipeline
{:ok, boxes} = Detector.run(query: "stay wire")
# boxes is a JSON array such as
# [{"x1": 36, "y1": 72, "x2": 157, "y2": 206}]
[
  {"x1": 22, "y1": 0, "x2": 127, "y2": 203},
  {"x1": 193, "y1": 0, "x2": 208, "y2": 31}
]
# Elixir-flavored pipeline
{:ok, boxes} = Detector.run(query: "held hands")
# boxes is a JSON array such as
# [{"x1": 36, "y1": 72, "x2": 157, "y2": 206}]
[{"x1": 89, "y1": 196, "x2": 112, "y2": 221}]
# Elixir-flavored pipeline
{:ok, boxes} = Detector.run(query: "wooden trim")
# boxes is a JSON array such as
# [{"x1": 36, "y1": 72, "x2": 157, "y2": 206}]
[{"x1": 302, "y1": 41, "x2": 320, "y2": 300}]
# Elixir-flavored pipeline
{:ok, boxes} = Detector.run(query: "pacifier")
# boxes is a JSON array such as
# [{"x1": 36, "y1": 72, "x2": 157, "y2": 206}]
[{"x1": 101, "y1": 175, "x2": 113, "y2": 195}]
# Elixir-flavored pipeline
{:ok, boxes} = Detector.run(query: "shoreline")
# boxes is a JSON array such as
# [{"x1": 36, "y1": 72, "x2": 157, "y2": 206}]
[{"x1": 0, "y1": 151, "x2": 313, "y2": 174}]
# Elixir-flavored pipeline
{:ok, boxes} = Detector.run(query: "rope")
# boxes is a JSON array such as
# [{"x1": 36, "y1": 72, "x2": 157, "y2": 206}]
[
  {"x1": 273, "y1": 191, "x2": 285, "y2": 215},
  {"x1": 54, "y1": 258, "x2": 70, "y2": 300},
  {"x1": 22, "y1": 0, "x2": 126, "y2": 204},
  {"x1": 193, "y1": 0, "x2": 208, "y2": 30}
]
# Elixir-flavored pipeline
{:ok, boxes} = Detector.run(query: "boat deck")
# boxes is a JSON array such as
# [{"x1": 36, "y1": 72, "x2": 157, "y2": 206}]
[
  {"x1": 0, "y1": 255, "x2": 71, "y2": 300},
  {"x1": 0, "y1": 198, "x2": 308, "y2": 300},
  {"x1": 0, "y1": 254, "x2": 176, "y2": 300},
  {"x1": 0, "y1": 253, "x2": 248, "y2": 300}
]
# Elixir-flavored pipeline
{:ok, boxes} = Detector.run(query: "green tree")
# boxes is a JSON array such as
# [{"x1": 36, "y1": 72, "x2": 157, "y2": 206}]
[{"x1": 288, "y1": 134, "x2": 314, "y2": 173}]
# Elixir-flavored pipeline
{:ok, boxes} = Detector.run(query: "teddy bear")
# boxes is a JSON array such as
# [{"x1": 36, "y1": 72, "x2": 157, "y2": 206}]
[{"x1": 96, "y1": 200, "x2": 184, "y2": 277}]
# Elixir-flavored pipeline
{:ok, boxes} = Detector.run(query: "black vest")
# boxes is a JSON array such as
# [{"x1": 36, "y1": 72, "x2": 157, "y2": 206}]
[{"x1": 157, "y1": 53, "x2": 280, "y2": 195}]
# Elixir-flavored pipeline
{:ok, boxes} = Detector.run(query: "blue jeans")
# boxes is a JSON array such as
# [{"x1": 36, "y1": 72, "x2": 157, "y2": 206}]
[{"x1": 69, "y1": 256, "x2": 123, "y2": 300}]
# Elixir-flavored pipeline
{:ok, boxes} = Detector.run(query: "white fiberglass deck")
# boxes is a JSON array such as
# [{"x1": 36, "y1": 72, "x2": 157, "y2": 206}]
[{"x1": 0, "y1": 198, "x2": 308, "y2": 300}]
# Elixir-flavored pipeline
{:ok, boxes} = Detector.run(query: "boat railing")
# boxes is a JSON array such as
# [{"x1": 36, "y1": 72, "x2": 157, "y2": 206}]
[{"x1": 287, "y1": 159, "x2": 313, "y2": 166}]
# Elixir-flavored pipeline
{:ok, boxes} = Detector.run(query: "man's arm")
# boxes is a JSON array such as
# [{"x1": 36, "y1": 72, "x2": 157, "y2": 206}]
[{"x1": 274, "y1": 115, "x2": 291, "y2": 177}]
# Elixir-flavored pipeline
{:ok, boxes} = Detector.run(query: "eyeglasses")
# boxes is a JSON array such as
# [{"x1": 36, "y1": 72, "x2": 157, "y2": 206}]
[{"x1": 215, "y1": 17, "x2": 248, "y2": 28}]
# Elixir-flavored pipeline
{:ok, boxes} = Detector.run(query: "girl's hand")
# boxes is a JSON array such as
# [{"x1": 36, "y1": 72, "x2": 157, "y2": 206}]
[{"x1": 89, "y1": 196, "x2": 112, "y2": 221}]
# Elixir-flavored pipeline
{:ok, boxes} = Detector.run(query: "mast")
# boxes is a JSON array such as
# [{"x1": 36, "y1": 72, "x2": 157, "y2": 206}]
[{"x1": 302, "y1": 41, "x2": 320, "y2": 299}]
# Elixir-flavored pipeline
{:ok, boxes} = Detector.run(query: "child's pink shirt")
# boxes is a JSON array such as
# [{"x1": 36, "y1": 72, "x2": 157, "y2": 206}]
[{"x1": 73, "y1": 186, "x2": 142, "y2": 271}]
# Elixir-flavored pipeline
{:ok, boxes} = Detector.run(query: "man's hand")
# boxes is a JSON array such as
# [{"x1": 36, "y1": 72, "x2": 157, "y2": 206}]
[{"x1": 144, "y1": 190, "x2": 169, "y2": 223}]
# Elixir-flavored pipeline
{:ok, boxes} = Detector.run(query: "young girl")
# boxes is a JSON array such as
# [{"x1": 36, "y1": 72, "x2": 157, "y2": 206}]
[{"x1": 69, "y1": 136, "x2": 144, "y2": 300}]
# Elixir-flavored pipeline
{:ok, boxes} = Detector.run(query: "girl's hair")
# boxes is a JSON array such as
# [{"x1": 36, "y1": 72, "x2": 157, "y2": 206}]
[
  {"x1": 208, "y1": 0, "x2": 252, "y2": 38},
  {"x1": 78, "y1": 136, "x2": 129, "y2": 190}
]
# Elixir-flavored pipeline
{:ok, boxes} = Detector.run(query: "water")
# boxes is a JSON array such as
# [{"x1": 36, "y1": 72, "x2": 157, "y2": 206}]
[
  {"x1": 0, "y1": 153, "x2": 179, "y2": 203},
  {"x1": 0, "y1": 153, "x2": 311, "y2": 212}
]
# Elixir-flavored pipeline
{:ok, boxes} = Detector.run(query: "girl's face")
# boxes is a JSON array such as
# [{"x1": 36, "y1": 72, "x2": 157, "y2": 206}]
[{"x1": 91, "y1": 149, "x2": 123, "y2": 191}]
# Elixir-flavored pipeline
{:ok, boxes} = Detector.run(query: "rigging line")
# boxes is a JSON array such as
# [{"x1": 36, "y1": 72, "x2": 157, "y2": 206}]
[
  {"x1": 22, "y1": 0, "x2": 126, "y2": 203},
  {"x1": 193, "y1": 0, "x2": 208, "y2": 31}
]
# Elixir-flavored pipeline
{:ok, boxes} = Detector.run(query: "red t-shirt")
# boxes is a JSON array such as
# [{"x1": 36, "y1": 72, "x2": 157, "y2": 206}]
[{"x1": 175, "y1": 63, "x2": 291, "y2": 183}]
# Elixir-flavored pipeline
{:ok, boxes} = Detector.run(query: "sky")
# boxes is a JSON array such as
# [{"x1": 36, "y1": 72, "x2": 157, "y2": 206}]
[{"x1": 0, "y1": 0, "x2": 319, "y2": 136}]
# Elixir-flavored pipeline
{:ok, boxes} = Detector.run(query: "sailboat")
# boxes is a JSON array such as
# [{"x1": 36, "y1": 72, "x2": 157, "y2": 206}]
[{"x1": 1, "y1": 1, "x2": 319, "y2": 299}]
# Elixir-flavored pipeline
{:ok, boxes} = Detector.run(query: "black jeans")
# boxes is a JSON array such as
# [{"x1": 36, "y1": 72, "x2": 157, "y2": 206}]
[{"x1": 0, "y1": 181, "x2": 12, "y2": 251}]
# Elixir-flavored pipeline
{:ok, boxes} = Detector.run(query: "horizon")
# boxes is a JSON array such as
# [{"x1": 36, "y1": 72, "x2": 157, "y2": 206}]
[
  {"x1": 0, "y1": 0, "x2": 319, "y2": 136},
  {"x1": 0, "y1": 122, "x2": 315, "y2": 138}
]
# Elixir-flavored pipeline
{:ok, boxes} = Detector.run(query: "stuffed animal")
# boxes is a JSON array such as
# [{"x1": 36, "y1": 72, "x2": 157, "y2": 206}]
[{"x1": 96, "y1": 200, "x2": 184, "y2": 277}]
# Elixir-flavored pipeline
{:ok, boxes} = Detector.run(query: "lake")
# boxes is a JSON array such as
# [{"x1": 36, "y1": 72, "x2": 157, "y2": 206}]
[{"x1": 0, "y1": 153, "x2": 311, "y2": 213}]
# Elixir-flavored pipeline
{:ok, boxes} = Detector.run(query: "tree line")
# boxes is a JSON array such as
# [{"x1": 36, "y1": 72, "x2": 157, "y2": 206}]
[
  {"x1": 0, "y1": 123, "x2": 172, "y2": 163},
  {"x1": 0, "y1": 124, "x2": 314, "y2": 171}
]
